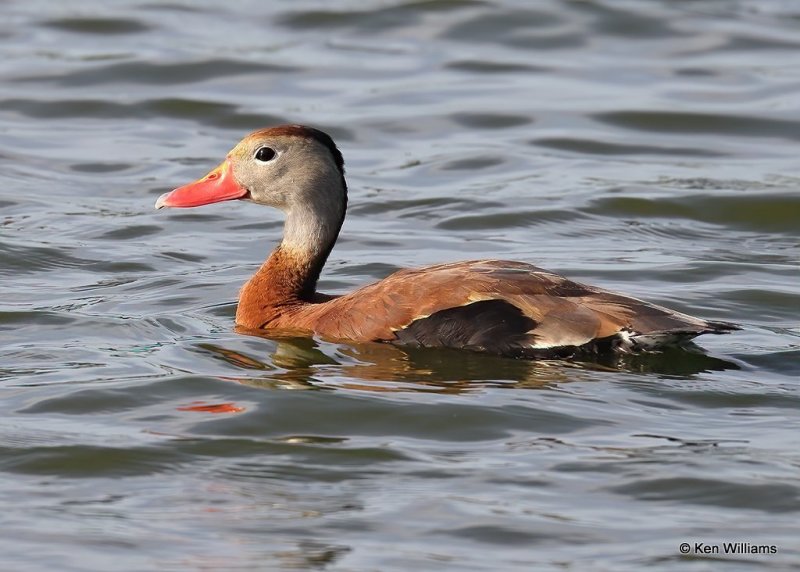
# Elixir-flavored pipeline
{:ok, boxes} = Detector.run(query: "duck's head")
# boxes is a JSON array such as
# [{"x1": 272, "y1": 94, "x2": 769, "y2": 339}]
[{"x1": 155, "y1": 125, "x2": 346, "y2": 214}]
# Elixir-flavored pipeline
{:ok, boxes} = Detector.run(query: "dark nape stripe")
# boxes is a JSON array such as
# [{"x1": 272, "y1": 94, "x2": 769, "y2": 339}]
[{"x1": 302, "y1": 126, "x2": 346, "y2": 176}]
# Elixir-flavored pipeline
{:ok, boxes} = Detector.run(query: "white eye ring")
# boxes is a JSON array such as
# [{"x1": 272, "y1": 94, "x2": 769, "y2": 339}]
[{"x1": 254, "y1": 147, "x2": 277, "y2": 162}]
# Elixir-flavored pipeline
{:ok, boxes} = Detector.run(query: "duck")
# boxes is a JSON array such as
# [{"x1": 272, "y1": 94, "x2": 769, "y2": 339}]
[{"x1": 155, "y1": 125, "x2": 738, "y2": 359}]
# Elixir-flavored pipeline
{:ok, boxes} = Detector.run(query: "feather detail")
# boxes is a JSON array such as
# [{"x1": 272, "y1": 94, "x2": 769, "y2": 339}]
[{"x1": 240, "y1": 259, "x2": 737, "y2": 357}]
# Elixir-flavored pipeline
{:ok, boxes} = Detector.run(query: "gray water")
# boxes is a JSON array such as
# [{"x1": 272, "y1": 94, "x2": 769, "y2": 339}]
[{"x1": 1, "y1": 1, "x2": 799, "y2": 570}]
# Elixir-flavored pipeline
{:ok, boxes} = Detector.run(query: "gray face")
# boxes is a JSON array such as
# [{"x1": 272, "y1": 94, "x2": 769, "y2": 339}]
[{"x1": 229, "y1": 133, "x2": 345, "y2": 214}]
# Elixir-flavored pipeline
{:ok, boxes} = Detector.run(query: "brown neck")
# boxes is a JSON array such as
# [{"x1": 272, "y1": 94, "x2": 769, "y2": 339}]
[
  {"x1": 235, "y1": 204, "x2": 345, "y2": 329},
  {"x1": 234, "y1": 246, "x2": 320, "y2": 329}
]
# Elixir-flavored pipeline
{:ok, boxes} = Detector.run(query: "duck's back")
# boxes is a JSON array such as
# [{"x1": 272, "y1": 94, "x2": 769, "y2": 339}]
[{"x1": 286, "y1": 259, "x2": 736, "y2": 358}]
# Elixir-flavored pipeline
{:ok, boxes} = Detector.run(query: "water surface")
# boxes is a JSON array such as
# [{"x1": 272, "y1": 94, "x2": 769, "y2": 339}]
[{"x1": 1, "y1": 1, "x2": 799, "y2": 570}]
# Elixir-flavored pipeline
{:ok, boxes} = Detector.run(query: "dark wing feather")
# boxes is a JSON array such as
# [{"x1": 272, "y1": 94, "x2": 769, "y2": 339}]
[{"x1": 393, "y1": 299, "x2": 538, "y2": 355}]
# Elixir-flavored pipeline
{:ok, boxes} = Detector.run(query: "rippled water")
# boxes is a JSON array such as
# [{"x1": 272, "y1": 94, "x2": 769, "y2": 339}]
[{"x1": 2, "y1": 1, "x2": 799, "y2": 570}]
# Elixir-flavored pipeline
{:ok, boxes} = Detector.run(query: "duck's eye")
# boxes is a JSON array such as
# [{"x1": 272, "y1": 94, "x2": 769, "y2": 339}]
[{"x1": 255, "y1": 147, "x2": 276, "y2": 162}]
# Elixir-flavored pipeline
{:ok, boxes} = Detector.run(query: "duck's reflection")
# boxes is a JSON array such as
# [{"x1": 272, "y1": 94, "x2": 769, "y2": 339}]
[{"x1": 196, "y1": 332, "x2": 740, "y2": 394}]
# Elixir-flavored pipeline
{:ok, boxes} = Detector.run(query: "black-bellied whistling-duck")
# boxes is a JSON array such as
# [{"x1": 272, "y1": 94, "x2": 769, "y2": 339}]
[{"x1": 156, "y1": 125, "x2": 738, "y2": 359}]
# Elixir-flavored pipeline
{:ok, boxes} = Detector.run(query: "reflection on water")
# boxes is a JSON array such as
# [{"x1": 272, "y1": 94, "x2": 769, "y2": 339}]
[
  {"x1": 2, "y1": 0, "x2": 800, "y2": 570},
  {"x1": 200, "y1": 337, "x2": 568, "y2": 392},
  {"x1": 199, "y1": 334, "x2": 742, "y2": 395}
]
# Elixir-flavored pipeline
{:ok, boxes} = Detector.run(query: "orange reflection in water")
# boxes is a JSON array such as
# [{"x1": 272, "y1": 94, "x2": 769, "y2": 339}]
[{"x1": 177, "y1": 401, "x2": 245, "y2": 414}]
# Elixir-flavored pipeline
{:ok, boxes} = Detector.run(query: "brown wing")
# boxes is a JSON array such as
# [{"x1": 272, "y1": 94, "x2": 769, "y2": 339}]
[{"x1": 294, "y1": 260, "x2": 735, "y2": 355}]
